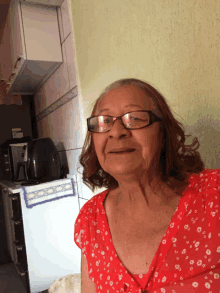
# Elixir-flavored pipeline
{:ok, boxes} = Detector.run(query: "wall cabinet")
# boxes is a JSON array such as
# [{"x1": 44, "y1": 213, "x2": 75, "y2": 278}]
[
  {"x1": 0, "y1": 7, "x2": 13, "y2": 85},
  {"x1": 0, "y1": 0, "x2": 62, "y2": 95},
  {"x1": 21, "y1": 0, "x2": 63, "y2": 6}
]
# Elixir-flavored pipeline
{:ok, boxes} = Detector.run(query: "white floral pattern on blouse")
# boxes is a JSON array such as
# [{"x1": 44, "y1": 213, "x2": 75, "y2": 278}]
[{"x1": 74, "y1": 169, "x2": 220, "y2": 293}]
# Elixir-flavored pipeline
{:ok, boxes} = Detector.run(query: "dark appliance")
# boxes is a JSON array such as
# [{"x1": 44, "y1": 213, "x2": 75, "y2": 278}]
[
  {"x1": 26, "y1": 137, "x2": 61, "y2": 183},
  {"x1": 0, "y1": 137, "x2": 31, "y2": 181},
  {"x1": 0, "y1": 104, "x2": 33, "y2": 181},
  {"x1": 1, "y1": 137, "x2": 61, "y2": 183}
]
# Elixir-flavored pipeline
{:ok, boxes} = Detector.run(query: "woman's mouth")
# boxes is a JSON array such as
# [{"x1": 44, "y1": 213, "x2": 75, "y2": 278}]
[{"x1": 110, "y1": 149, "x2": 135, "y2": 154}]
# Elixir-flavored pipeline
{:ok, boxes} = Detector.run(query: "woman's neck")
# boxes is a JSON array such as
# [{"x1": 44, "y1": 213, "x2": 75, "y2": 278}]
[{"x1": 108, "y1": 167, "x2": 189, "y2": 213}]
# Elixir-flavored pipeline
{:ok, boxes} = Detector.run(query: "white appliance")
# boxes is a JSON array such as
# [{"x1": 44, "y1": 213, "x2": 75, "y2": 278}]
[{"x1": 1, "y1": 177, "x2": 81, "y2": 293}]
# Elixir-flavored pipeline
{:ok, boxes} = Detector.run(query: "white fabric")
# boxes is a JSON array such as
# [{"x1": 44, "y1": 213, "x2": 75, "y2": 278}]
[
  {"x1": 20, "y1": 178, "x2": 75, "y2": 208},
  {"x1": 49, "y1": 274, "x2": 81, "y2": 293}
]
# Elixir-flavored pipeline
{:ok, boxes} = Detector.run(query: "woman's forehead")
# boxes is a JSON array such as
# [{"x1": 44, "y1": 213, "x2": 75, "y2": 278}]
[{"x1": 95, "y1": 85, "x2": 154, "y2": 114}]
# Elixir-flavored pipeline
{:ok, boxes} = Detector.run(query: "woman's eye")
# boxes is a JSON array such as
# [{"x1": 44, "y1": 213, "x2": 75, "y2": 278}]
[
  {"x1": 131, "y1": 116, "x2": 140, "y2": 121},
  {"x1": 104, "y1": 118, "x2": 111, "y2": 124}
]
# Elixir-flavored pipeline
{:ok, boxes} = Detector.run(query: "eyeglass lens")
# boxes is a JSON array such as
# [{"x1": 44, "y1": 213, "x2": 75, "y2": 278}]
[{"x1": 89, "y1": 111, "x2": 150, "y2": 132}]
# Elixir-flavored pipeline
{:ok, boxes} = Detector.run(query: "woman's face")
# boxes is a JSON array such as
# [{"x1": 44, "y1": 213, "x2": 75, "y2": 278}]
[{"x1": 92, "y1": 85, "x2": 164, "y2": 180}]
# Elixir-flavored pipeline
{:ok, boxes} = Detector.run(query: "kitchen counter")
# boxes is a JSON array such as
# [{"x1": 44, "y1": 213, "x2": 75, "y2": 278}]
[{"x1": 0, "y1": 180, "x2": 22, "y2": 193}]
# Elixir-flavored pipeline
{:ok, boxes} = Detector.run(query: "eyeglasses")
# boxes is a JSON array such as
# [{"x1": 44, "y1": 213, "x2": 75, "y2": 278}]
[{"x1": 87, "y1": 110, "x2": 162, "y2": 133}]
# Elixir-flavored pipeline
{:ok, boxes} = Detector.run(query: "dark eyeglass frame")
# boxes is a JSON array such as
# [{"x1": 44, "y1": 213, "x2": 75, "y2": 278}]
[{"x1": 87, "y1": 110, "x2": 162, "y2": 133}]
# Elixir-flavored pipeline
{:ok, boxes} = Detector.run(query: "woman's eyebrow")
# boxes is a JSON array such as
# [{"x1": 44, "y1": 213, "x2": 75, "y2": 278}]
[{"x1": 98, "y1": 104, "x2": 143, "y2": 114}]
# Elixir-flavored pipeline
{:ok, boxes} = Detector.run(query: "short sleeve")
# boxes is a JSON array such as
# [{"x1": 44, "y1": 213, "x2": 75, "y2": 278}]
[
  {"x1": 73, "y1": 192, "x2": 105, "y2": 257},
  {"x1": 73, "y1": 190, "x2": 112, "y2": 288},
  {"x1": 74, "y1": 201, "x2": 90, "y2": 251}
]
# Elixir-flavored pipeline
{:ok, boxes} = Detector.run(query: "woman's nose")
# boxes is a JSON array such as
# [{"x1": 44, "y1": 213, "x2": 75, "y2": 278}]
[{"x1": 108, "y1": 118, "x2": 130, "y2": 138}]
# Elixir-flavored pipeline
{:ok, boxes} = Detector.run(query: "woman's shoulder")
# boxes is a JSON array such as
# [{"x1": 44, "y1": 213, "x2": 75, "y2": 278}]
[
  {"x1": 74, "y1": 189, "x2": 109, "y2": 249},
  {"x1": 76, "y1": 189, "x2": 109, "y2": 219},
  {"x1": 188, "y1": 168, "x2": 220, "y2": 190}
]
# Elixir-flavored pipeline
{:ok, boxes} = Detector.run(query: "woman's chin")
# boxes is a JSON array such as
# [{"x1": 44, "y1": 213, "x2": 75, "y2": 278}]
[{"x1": 106, "y1": 165, "x2": 143, "y2": 178}]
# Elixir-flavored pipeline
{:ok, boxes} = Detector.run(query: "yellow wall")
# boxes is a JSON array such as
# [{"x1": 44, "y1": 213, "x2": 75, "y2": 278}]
[{"x1": 70, "y1": 0, "x2": 220, "y2": 169}]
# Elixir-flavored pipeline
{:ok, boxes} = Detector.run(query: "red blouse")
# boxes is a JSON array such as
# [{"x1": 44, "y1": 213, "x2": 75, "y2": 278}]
[{"x1": 74, "y1": 169, "x2": 220, "y2": 292}]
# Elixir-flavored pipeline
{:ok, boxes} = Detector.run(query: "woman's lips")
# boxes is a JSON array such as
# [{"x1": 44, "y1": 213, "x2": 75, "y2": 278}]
[{"x1": 110, "y1": 149, "x2": 135, "y2": 154}]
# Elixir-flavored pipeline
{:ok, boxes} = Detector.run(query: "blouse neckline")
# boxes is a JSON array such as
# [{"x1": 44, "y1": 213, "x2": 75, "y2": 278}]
[{"x1": 100, "y1": 181, "x2": 194, "y2": 288}]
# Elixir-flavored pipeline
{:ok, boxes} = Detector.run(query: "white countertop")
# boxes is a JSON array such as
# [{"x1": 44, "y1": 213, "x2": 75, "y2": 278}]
[{"x1": 0, "y1": 180, "x2": 23, "y2": 193}]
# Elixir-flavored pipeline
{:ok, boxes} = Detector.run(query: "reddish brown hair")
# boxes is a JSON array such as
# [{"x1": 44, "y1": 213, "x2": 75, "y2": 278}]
[{"x1": 79, "y1": 78, "x2": 204, "y2": 193}]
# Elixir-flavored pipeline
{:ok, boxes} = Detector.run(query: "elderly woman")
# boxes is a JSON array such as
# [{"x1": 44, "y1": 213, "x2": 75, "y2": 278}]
[{"x1": 74, "y1": 78, "x2": 220, "y2": 293}]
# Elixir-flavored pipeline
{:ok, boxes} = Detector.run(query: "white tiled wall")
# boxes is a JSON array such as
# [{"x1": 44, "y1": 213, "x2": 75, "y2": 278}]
[{"x1": 34, "y1": 0, "x2": 94, "y2": 203}]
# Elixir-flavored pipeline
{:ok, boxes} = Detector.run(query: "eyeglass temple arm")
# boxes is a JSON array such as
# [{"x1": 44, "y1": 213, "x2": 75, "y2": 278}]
[{"x1": 151, "y1": 111, "x2": 162, "y2": 123}]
